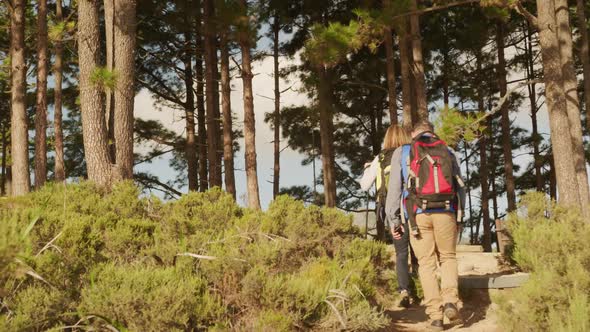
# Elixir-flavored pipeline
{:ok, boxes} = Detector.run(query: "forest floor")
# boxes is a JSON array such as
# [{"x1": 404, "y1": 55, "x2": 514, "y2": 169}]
[{"x1": 385, "y1": 288, "x2": 505, "y2": 331}]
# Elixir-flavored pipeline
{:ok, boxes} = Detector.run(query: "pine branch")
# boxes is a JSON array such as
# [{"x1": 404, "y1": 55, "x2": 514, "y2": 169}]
[
  {"x1": 390, "y1": 0, "x2": 480, "y2": 21},
  {"x1": 514, "y1": 1, "x2": 539, "y2": 29}
]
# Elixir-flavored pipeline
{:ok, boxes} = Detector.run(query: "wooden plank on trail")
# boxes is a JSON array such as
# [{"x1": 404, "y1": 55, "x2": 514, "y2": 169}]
[
  {"x1": 459, "y1": 272, "x2": 530, "y2": 289},
  {"x1": 456, "y1": 245, "x2": 484, "y2": 252}
]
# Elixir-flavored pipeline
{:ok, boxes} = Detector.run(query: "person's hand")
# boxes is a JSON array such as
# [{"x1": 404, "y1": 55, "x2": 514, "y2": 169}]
[{"x1": 391, "y1": 225, "x2": 404, "y2": 240}]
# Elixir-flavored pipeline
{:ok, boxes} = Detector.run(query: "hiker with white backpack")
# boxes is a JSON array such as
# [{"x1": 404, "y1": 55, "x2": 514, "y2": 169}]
[
  {"x1": 385, "y1": 120, "x2": 466, "y2": 331},
  {"x1": 358, "y1": 125, "x2": 419, "y2": 308}
]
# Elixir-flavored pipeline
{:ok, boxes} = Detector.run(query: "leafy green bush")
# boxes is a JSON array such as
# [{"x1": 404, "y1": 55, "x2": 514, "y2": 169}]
[
  {"x1": 496, "y1": 193, "x2": 590, "y2": 332},
  {"x1": 0, "y1": 183, "x2": 397, "y2": 331}
]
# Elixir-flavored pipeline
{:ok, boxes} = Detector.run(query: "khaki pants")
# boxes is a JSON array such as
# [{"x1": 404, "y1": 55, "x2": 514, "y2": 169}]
[{"x1": 409, "y1": 212, "x2": 458, "y2": 321}]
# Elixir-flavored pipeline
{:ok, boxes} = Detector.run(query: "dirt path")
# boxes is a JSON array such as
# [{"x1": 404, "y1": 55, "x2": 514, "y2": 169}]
[{"x1": 384, "y1": 289, "x2": 502, "y2": 332}]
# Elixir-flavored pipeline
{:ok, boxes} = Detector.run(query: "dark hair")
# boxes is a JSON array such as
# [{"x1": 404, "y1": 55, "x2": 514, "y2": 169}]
[{"x1": 412, "y1": 120, "x2": 434, "y2": 134}]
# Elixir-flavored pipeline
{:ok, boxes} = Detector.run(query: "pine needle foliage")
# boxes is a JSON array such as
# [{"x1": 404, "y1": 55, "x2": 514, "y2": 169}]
[
  {"x1": 0, "y1": 182, "x2": 397, "y2": 331},
  {"x1": 495, "y1": 193, "x2": 590, "y2": 331}
]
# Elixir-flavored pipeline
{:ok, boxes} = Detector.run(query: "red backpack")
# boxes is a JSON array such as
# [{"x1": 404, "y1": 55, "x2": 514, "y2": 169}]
[{"x1": 404, "y1": 132, "x2": 459, "y2": 235}]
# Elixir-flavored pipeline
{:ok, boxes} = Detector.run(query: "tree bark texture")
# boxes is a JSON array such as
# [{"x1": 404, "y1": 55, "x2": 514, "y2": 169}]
[
  {"x1": 409, "y1": 0, "x2": 428, "y2": 122},
  {"x1": 384, "y1": 27, "x2": 398, "y2": 125},
  {"x1": 1, "y1": 122, "x2": 8, "y2": 196},
  {"x1": 204, "y1": 0, "x2": 221, "y2": 187},
  {"x1": 54, "y1": 0, "x2": 66, "y2": 182},
  {"x1": 183, "y1": 0, "x2": 198, "y2": 191},
  {"x1": 554, "y1": 0, "x2": 590, "y2": 215},
  {"x1": 398, "y1": 24, "x2": 413, "y2": 128},
  {"x1": 318, "y1": 67, "x2": 337, "y2": 208},
  {"x1": 536, "y1": 0, "x2": 581, "y2": 208},
  {"x1": 272, "y1": 17, "x2": 281, "y2": 199},
  {"x1": 34, "y1": 0, "x2": 48, "y2": 188},
  {"x1": 496, "y1": 23, "x2": 516, "y2": 212},
  {"x1": 78, "y1": 0, "x2": 113, "y2": 187},
  {"x1": 525, "y1": 22, "x2": 543, "y2": 192},
  {"x1": 195, "y1": 7, "x2": 208, "y2": 191},
  {"x1": 104, "y1": 0, "x2": 116, "y2": 162},
  {"x1": 577, "y1": 0, "x2": 590, "y2": 132},
  {"x1": 113, "y1": 0, "x2": 137, "y2": 179},
  {"x1": 477, "y1": 53, "x2": 491, "y2": 252},
  {"x1": 10, "y1": 0, "x2": 31, "y2": 196},
  {"x1": 220, "y1": 34, "x2": 236, "y2": 199},
  {"x1": 239, "y1": 1, "x2": 261, "y2": 209}
]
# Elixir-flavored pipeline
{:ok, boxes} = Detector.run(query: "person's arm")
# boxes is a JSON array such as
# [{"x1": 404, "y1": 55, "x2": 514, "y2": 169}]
[
  {"x1": 385, "y1": 148, "x2": 403, "y2": 225},
  {"x1": 450, "y1": 149, "x2": 466, "y2": 217},
  {"x1": 358, "y1": 156, "x2": 379, "y2": 191}
]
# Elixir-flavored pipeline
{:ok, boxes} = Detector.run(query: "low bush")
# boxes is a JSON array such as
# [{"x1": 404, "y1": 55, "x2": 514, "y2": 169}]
[
  {"x1": 495, "y1": 193, "x2": 590, "y2": 332},
  {"x1": 0, "y1": 182, "x2": 397, "y2": 331}
]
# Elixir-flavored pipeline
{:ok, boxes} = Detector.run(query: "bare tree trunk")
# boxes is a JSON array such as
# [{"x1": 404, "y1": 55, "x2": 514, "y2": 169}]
[
  {"x1": 384, "y1": 27, "x2": 398, "y2": 125},
  {"x1": 409, "y1": 0, "x2": 428, "y2": 122},
  {"x1": 113, "y1": 0, "x2": 136, "y2": 179},
  {"x1": 239, "y1": 0, "x2": 261, "y2": 209},
  {"x1": 195, "y1": 7, "x2": 208, "y2": 191},
  {"x1": 104, "y1": 0, "x2": 116, "y2": 162},
  {"x1": 220, "y1": 34, "x2": 236, "y2": 199},
  {"x1": 54, "y1": 0, "x2": 66, "y2": 182},
  {"x1": 272, "y1": 17, "x2": 281, "y2": 198},
  {"x1": 78, "y1": 0, "x2": 113, "y2": 187},
  {"x1": 576, "y1": 0, "x2": 590, "y2": 132},
  {"x1": 536, "y1": 0, "x2": 581, "y2": 208},
  {"x1": 554, "y1": 0, "x2": 590, "y2": 216},
  {"x1": 398, "y1": 24, "x2": 413, "y2": 128},
  {"x1": 488, "y1": 116, "x2": 499, "y2": 220},
  {"x1": 34, "y1": 0, "x2": 48, "y2": 189},
  {"x1": 183, "y1": 0, "x2": 198, "y2": 191},
  {"x1": 1, "y1": 122, "x2": 7, "y2": 196},
  {"x1": 496, "y1": 23, "x2": 516, "y2": 212},
  {"x1": 525, "y1": 22, "x2": 543, "y2": 192},
  {"x1": 318, "y1": 67, "x2": 337, "y2": 208},
  {"x1": 477, "y1": 53, "x2": 491, "y2": 252},
  {"x1": 549, "y1": 154, "x2": 557, "y2": 200},
  {"x1": 9, "y1": 0, "x2": 31, "y2": 196},
  {"x1": 204, "y1": 0, "x2": 221, "y2": 187}
]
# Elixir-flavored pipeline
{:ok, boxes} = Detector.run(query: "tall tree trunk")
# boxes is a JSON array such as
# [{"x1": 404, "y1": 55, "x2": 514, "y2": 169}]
[
  {"x1": 525, "y1": 22, "x2": 543, "y2": 191},
  {"x1": 34, "y1": 0, "x2": 48, "y2": 189},
  {"x1": 1, "y1": 122, "x2": 7, "y2": 196},
  {"x1": 220, "y1": 33, "x2": 236, "y2": 199},
  {"x1": 409, "y1": 0, "x2": 428, "y2": 122},
  {"x1": 549, "y1": 154, "x2": 557, "y2": 200},
  {"x1": 488, "y1": 115, "x2": 499, "y2": 220},
  {"x1": 384, "y1": 27, "x2": 398, "y2": 125},
  {"x1": 318, "y1": 67, "x2": 337, "y2": 208},
  {"x1": 204, "y1": 0, "x2": 221, "y2": 187},
  {"x1": 477, "y1": 53, "x2": 491, "y2": 252},
  {"x1": 54, "y1": 0, "x2": 65, "y2": 182},
  {"x1": 272, "y1": 17, "x2": 281, "y2": 198},
  {"x1": 104, "y1": 0, "x2": 116, "y2": 162},
  {"x1": 195, "y1": 11, "x2": 208, "y2": 191},
  {"x1": 496, "y1": 23, "x2": 516, "y2": 212},
  {"x1": 183, "y1": 0, "x2": 198, "y2": 191},
  {"x1": 576, "y1": 0, "x2": 590, "y2": 132},
  {"x1": 113, "y1": 0, "x2": 136, "y2": 179},
  {"x1": 554, "y1": 0, "x2": 590, "y2": 216},
  {"x1": 78, "y1": 0, "x2": 113, "y2": 187},
  {"x1": 398, "y1": 24, "x2": 413, "y2": 128},
  {"x1": 9, "y1": 0, "x2": 30, "y2": 196},
  {"x1": 239, "y1": 0, "x2": 261, "y2": 209},
  {"x1": 536, "y1": 0, "x2": 581, "y2": 207}
]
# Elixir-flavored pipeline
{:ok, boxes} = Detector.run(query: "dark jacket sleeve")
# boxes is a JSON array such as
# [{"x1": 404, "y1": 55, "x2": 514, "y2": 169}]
[{"x1": 450, "y1": 148, "x2": 466, "y2": 212}]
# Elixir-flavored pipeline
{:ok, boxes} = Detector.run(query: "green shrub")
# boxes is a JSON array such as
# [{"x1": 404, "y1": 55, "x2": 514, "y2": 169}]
[
  {"x1": 496, "y1": 193, "x2": 590, "y2": 332},
  {"x1": 79, "y1": 264, "x2": 225, "y2": 331},
  {"x1": 0, "y1": 182, "x2": 396, "y2": 331}
]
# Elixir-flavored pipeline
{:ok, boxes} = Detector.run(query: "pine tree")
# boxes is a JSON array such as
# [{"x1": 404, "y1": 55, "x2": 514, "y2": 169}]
[
  {"x1": 34, "y1": 0, "x2": 48, "y2": 188},
  {"x1": 53, "y1": 0, "x2": 66, "y2": 182},
  {"x1": 9, "y1": 0, "x2": 31, "y2": 196},
  {"x1": 577, "y1": 0, "x2": 590, "y2": 131}
]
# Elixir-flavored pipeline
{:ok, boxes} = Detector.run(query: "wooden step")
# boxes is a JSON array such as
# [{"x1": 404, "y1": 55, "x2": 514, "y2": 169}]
[{"x1": 459, "y1": 272, "x2": 530, "y2": 289}]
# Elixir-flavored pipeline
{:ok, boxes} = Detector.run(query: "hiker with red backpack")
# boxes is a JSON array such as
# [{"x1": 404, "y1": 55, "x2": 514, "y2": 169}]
[
  {"x1": 358, "y1": 125, "x2": 419, "y2": 308},
  {"x1": 385, "y1": 120, "x2": 466, "y2": 331}
]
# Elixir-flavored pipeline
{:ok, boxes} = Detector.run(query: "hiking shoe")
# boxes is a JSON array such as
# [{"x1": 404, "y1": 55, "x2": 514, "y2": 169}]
[
  {"x1": 398, "y1": 290, "x2": 411, "y2": 308},
  {"x1": 427, "y1": 319, "x2": 444, "y2": 331},
  {"x1": 443, "y1": 303, "x2": 459, "y2": 321}
]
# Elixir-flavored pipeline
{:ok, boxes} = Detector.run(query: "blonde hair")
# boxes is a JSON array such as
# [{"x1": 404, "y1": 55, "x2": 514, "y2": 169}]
[{"x1": 383, "y1": 125, "x2": 411, "y2": 150}]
